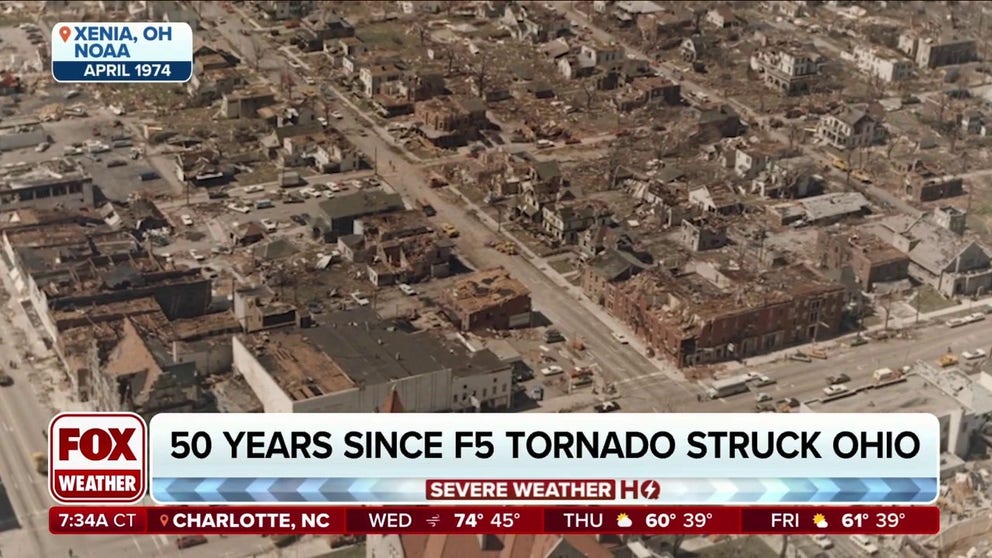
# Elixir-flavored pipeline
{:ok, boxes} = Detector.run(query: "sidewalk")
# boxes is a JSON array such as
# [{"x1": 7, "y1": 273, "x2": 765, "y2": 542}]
[
  {"x1": 0, "y1": 250, "x2": 87, "y2": 413},
  {"x1": 726, "y1": 292, "x2": 992, "y2": 371}
]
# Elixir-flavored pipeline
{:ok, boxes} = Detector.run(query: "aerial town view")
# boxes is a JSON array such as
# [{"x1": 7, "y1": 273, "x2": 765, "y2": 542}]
[{"x1": 0, "y1": 0, "x2": 991, "y2": 556}]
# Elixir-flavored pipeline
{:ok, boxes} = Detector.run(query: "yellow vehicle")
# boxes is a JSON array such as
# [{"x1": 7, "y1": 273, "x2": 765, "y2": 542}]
[
  {"x1": 497, "y1": 242, "x2": 517, "y2": 255},
  {"x1": 938, "y1": 354, "x2": 959, "y2": 367},
  {"x1": 32, "y1": 452, "x2": 47, "y2": 475},
  {"x1": 851, "y1": 169, "x2": 872, "y2": 183},
  {"x1": 440, "y1": 223, "x2": 459, "y2": 238},
  {"x1": 832, "y1": 157, "x2": 849, "y2": 172}
]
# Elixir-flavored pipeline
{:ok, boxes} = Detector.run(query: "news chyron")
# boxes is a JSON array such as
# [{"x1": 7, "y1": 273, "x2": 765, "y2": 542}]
[
  {"x1": 49, "y1": 413, "x2": 146, "y2": 503},
  {"x1": 51, "y1": 22, "x2": 192, "y2": 83}
]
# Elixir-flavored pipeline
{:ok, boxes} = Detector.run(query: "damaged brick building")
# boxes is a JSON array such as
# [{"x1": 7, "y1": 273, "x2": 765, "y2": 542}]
[{"x1": 603, "y1": 260, "x2": 846, "y2": 366}]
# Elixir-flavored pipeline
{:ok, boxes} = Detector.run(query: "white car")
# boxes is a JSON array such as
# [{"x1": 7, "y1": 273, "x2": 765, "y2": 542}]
[
  {"x1": 189, "y1": 249, "x2": 205, "y2": 262},
  {"x1": 260, "y1": 218, "x2": 278, "y2": 232},
  {"x1": 350, "y1": 292, "x2": 370, "y2": 306},
  {"x1": 299, "y1": 187, "x2": 318, "y2": 198},
  {"x1": 398, "y1": 283, "x2": 416, "y2": 296},
  {"x1": 227, "y1": 203, "x2": 251, "y2": 214},
  {"x1": 755, "y1": 392, "x2": 772, "y2": 403},
  {"x1": 180, "y1": 214, "x2": 194, "y2": 226},
  {"x1": 322, "y1": 190, "x2": 336, "y2": 199},
  {"x1": 331, "y1": 111, "x2": 344, "y2": 120},
  {"x1": 823, "y1": 384, "x2": 848, "y2": 396},
  {"x1": 540, "y1": 365, "x2": 564, "y2": 376},
  {"x1": 811, "y1": 534, "x2": 833, "y2": 549},
  {"x1": 611, "y1": 332, "x2": 628, "y2": 344},
  {"x1": 317, "y1": 117, "x2": 328, "y2": 127},
  {"x1": 963, "y1": 349, "x2": 987, "y2": 360},
  {"x1": 328, "y1": 182, "x2": 341, "y2": 192},
  {"x1": 244, "y1": 185, "x2": 264, "y2": 194},
  {"x1": 744, "y1": 371, "x2": 761, "y2": 381}
]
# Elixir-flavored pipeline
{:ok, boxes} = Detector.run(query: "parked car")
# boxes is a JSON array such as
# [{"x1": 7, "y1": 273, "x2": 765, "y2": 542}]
[
  {"x1": 350, "y1": 292, "x2": 370, "y2": 306},
  {"x1": 594, "y1": 401, "x2": 620, "y2": 413},
  {"x1": 963, "y1": 349, "x2": 987, "y2": 360},
  {"x1": 543, "y1": 329, "x2": 565, "y2": 343},
  {"x1": 540, "y1": 365, "x2": 564, "y2": 376},
  {"x1": 180, "y1": 214, "x2": 193, "y2": 226},
  {"x1": 823, "y1": 384, "x2": 848, "y2": 396},
  {"x1": 0, "y1": 373, "x2": 13, "y2": 387},
  {"x1": 439, "y1": 223, "x2": 459, "y2": 238},
  {"x1": 227, "y1": 202, "x2": 251, "y2": 214},
  {"x1": 243, "y1": 184, "x2": 264, "y2": 194},
  {"x1": 189, "y1": 249, "x2": 205, "y2": 262},
  {"x1": 398, "y1": 283, "x2": 416, "y2": 296},
  {"x1": 753, "y1": 375, "x2": 776, "y2": 387},
  {"x1": 290, "y1": 214, "x2": 309, "y2": 225},
  {"x1": 755, "y1": 392, "x2": 772, "y2": 403},
  {"x1": 611, "y1": 332, "x2": 628, "y2": 344},
  {"x1": 260, "y1": 218, "x2": 278, "y2": 232}
]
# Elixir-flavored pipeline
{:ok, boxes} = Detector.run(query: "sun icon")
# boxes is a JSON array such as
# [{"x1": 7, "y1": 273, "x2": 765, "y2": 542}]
[
  {"x1": 812, "y1": 513, "x2": 825, "y2": 525},
  {"x1": 616, "y1": 513, "x2": 632, "y2": 528}
]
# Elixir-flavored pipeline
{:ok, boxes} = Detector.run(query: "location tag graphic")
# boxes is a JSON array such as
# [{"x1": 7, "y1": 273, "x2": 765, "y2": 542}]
[
  {"x1": 160, "y1": 514, "x2": 169, "y2": 527},
  {"x1": 51, "y1": 22, "x2": 193, "y2": 83}
]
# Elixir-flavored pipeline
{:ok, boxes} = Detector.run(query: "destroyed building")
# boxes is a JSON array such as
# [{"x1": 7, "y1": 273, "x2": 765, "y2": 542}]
[
  {"x1": 817, "y1": 227, "x2": 910, "y2": 291},
  {"x1": 749, "y1": 45, "x2": 823, "y2": 95},
  {"x1": 350, "y1": 210, "x2": 454, "y2": 286},
  {"x1": 816, "y1": 106, "x2": 885, "y2": 150},
  {"x1": 0, "y1": 160, "x2": 94, "y2": 211},
  {"x1": 413, "y1": 96, "x2": 489, "y2": 148},
  {"x1": 867, "y1": 212, "x2": 992, "y2": 298},
  {"x1": 233, "y1": 307, "x2": 512, "y2": 413},
  {"x1": 443, "y1": 267, "x2": 532, "y2": 331},
  {"x1": 603, "y1": 260, "x2": 846, "y2": 367}
]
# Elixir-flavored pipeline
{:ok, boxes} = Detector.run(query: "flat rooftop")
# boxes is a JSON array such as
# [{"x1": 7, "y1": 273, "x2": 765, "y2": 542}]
[
  {"x1": 449, "y1": 267, "x2": 530, "y2": 313},
  {"x1": 243, "y1": 307, "x2": 505, "y2": 401}
]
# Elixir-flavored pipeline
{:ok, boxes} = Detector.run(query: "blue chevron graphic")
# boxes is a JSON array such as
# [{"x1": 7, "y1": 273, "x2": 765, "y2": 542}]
[{"x1": 149, "y1": 477, "x2": 938, "y2": 504}]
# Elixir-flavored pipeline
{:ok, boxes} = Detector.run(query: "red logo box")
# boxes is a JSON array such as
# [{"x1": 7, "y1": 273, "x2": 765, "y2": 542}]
[{"x1": 49, "y1": 412, "x2": 146, "y2": 504}]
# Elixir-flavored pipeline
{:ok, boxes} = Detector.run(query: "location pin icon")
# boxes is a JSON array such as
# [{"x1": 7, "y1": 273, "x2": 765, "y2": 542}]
[
  {"x1": 159, "y1": 514, "x2": 169, "y2": 527},
  {"x1": 58, "y1": 26, "x2": 70, "y2": 42}
]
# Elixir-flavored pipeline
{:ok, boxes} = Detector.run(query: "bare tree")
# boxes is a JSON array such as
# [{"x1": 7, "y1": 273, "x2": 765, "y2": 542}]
[{"x1": 242, "y1": 34, "x2": 262, "y2": 71}]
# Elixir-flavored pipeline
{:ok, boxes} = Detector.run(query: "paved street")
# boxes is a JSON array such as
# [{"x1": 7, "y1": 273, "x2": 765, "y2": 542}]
[{"x1": 203, "y1": 3, "x2": 697, "y2": 410}]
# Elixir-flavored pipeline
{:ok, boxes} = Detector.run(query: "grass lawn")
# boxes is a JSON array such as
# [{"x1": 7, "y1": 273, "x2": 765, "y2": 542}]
[
  {"x1": 911, "y1": 285, "x2": 958, "y2": 313},
  {"x1": 548, "y1": 258, "x2": 575, "y2": 275}
]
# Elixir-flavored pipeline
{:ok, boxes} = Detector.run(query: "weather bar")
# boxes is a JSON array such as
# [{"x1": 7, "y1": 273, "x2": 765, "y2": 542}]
[{"x1": 49, "y1": 505, "x2": 939, "y2": 536}]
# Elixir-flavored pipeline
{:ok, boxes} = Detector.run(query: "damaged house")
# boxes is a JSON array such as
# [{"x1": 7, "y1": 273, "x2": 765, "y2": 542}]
[
  {"x1": 444, "y1": 267, "x2": 532, "y2": 331},
  {"x1": 867, "y1": 211, "x2": 992, "y2": 298},
  {"x1": 344, "y1": 210, "x2": 454, "y2": 286}
]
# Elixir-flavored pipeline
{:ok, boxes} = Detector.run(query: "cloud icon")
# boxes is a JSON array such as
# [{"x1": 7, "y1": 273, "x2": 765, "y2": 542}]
[
  {"x1": 816, "y1": 520, "x2": 828, "y2": 528},
  {"x1": 616, "y1": 513, "x2": 632, "y2": 528}
]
